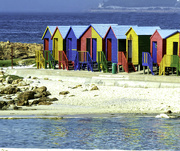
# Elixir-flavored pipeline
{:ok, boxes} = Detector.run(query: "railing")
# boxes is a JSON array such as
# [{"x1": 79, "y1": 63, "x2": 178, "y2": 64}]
[
  {"x1": 142, "y1": 52, "x2": 154, "y2": 75},
  {"x1": 117, "y1": 51, "x2": 129, "y2": 73},
  {"x1": 58, "y1": 51, "x2": 69, "y2": 70},
  {"x1": 159, "y1": 55, "x2": 179, "y2": 75},
  {"x1": 74, "y1": 51, "x2": 80, "y2": 70},
  {"x1": 78, "y1": 51, "x2": 93, "y2": 71},
  {"x1": 44, "y1": 50, "x2": 56, "y2": 69},
  {"x1": 35, "y1": 50, "x2": 45, "y2": 69},
  {"x1": 98, "y1": 51, "x2": 108, "y2": 72}
]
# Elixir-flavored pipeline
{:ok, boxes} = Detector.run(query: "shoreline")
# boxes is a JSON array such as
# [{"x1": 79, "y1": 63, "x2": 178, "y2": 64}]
[{"x1": 0, "y1": 67, "x2": 180, "y2": 118}]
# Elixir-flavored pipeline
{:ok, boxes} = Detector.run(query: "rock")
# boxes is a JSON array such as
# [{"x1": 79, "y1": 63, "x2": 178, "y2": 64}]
[
  {"x1": 34, "y1": 86, "x2": 47, "y2": 93},
  {"x1": 6, "y1": 76, "x2": 13, "y2": 84},
  {"x1": 17, "y1": 100, "x2": 29, "y2": 106},
  {"x1": 12, "y1": 79, "x2": 23, "y2": 85},
  {"x1": 44, "y1": 78, "x2": 49, "y2": 80},
  {"x1": 0, "y1": 101, "x2": 8, "y2": 109},
  {"x1": 0, "y1": 42, "x2": 43, "y2": 60},
  {"x1": 90, "y1": 86, "x2": 99, "y2": 91},
  {"x1": 0, "y1": 71, "x2": 4, "y2": 75},
  {"x1": 72, "y1": 85, "x2": 82, "y2": 89},
  {"x1": 166, "y1": 110, "x2": 173, "y2": 114},
  {"x1": 17, "y1": 91, "x2": 35, "y2": 101},
  {"x1": 32, "y1": 77, "x2": 38, "y2": 79},
  {"x1": 59, "y1": 91, "x2": 70, "y2": 95},
  {"x1": 0, "y1": 85, "x2": 20, "y2": 94},
  {"x1": 82, "y1": 89, "x2": 88, "y2": 92},
  {"x1": 18, "y1": 81, "x2": 28, "y2": 86},
  {"x1": 13, "y1": 106, "x2": 22, "y2": 110},
  {"x1": 38, "y1": 102, "x2": 53, "y2": 105}
]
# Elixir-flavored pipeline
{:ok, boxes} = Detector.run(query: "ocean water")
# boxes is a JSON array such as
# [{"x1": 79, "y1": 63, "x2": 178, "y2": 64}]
[
  {"x1": 0, "y1": 116, "x2": 180, "y2": 150},
  {"x1": 1, "y1": 12, "x2": 180, "y2": 44}
]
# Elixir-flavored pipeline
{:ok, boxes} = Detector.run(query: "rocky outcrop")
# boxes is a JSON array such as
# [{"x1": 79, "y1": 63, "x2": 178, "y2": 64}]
[{"x1": 0, "y1": 41, "x2": 43, "y2": 60}]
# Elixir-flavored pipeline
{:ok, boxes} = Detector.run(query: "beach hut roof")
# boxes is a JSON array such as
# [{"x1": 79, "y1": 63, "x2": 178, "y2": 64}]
[
  {"x1": 68, "y1": 25, "x2": 89, "y2": 39},
  {"x1": 110, "y1": 25, "x2": 138, "y2": 39},
  {"x1": 157, "y1": 29, "x2": 179, "y2": 39},
  {"x1": 126, "y1": 26, "x2": 161, "y2": 36},
  {"x1": 42, "y1": 26, "x2": 56, "y2": 39},
  {"x1": 91, "y1": 24, "x2": 118, "y2": 38},
  {"x1": 57, "y1": 26, "x2": 71, "y2": 39}
]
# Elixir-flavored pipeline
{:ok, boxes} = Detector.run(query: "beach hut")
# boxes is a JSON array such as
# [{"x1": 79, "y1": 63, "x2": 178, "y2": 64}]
[
  {"x1": 65, "y1": 25, "x2": 88, "y2": 61},
  {"x1": 42, "y1": 26, "x2": 56, "y2": 52},
  {"x1": 158, "y1": 30, "x2": 180, "y2": 75},
  {"x1": 51, "y1": 26, "x2": 70, "y2": 61},
  {"x1": 80, "y1": 24, "x2": 117, "y2": 62},
  {"x1": 150, "y1": 29, "x2": 177, "y2": 65},
  {"x1": 125, "y1": 26, "x2": 161, "y2": 71},
  {"x1": 104, "y1": 25, "x2": 137, "y2": 63}
]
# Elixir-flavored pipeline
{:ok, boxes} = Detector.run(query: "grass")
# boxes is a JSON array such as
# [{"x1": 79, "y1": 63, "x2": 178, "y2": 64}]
[
  {"x1": 0, "y1": 59, "x2": 20, "y2": 67},
  {"x1": 0, "y1": 58, "x2": 36, "y2": 67},
  {"x1": 2, "y1": 74, "x2": 24, "y2": 80}
]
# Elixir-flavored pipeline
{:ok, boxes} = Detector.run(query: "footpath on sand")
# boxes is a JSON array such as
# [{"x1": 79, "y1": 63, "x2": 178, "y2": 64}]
[{"x1": 6, "y1": 68, "x2": 180, "y2": 88}]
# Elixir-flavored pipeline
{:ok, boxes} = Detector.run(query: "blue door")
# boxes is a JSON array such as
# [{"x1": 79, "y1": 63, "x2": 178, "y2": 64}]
[
  {"x1": 152, "y1": 42, "x2": 157, "y2": 63},
  {"x1": 68, "y1": 38, "x2": 72, "y2": 60},
  {"x1": 92, "y1": 38, "x2": 97, "y2": 61}
]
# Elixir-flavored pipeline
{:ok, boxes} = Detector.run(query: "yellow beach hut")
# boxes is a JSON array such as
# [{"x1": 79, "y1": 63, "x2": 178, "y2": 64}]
[
  {"x1": 159, "y1": 31, "x2": 180, "y2": 75},
  {"x1": 51, "y1": 26, "x2": 70, "y2": 61},
  {"x1": 125, "y1": 26, "x2": 161, "y2": 71}
]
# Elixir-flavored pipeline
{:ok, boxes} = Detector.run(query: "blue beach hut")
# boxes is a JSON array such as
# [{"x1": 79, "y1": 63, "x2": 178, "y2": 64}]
[
  {"x1": 65, "y1": 25, "x2": 88, "y2": 61},
  {"x1": 42, "y1": 26, "x2": 56, "y2": 52},
  {"x1": 104, "y1": 25, "x2": 137, "y2": 63}
]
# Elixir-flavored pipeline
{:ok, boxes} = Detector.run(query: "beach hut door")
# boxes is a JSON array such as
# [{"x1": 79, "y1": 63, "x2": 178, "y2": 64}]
[
  {"x1": 92, "y1": 38, "x2": 97, "y2": 61},
  {"x1": 152, "y1": 42, "x2": 157, "y2": 63},
  {"x1": 173, "y1": 42, "x2": 178, "y2": 55},
  {"x1": 107, "y1": 39, "x2": 112, "y2": 61},
  {"x1": 53, "y1": 38, "x2": 58, "y2": 59},
  {"x1": 128, "y1": 40, "x2": 132, "y2": 62},
  {"x1": 44, "y1": 38, "x2": 49, "y2": 50},
  {"x1": 67, "y1": 38, "x2": 72, "y2": 60}
]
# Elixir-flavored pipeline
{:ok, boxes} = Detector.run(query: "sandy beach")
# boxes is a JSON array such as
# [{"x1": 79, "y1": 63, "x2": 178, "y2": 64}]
[{"x1": 0, "y1": 67, "x2": 180, "y2": 118}]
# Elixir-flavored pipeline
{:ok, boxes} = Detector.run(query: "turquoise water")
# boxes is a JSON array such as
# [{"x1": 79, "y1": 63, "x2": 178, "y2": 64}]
[{"x1": 0, "y1": 116, "x2": 180, "y2": 150}]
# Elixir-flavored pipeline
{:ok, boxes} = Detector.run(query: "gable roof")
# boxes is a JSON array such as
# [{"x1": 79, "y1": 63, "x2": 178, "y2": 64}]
[
  {"x1": 126, "y1": 26, "x2": 161, "y2": 36},
  {"x1": 57, "y1": 26, "x2": 71, "y2": 39},
  {"x1": 91, "y1": 24, "x2": 118, "y2": 38},
  {"x1": 158, "y1": 29, "x2": 179, "y2": 39},
  {"x1": 107, "y1": 25, "x2": 138, "y2": 39},
  {"x1": 42, "y1": 26, "x2": 56, "y2": 39},
  {"x1": 67, "y1": 25, "x2": 89, "y2": 39},
  {"x1": 79, "y1": 24, "x2": 118, "y2": 38}
]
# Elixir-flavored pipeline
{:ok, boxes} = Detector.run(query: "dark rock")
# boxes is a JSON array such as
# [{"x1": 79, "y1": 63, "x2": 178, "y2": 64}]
[
  {"x1": 72, "y1": 85, "x2": 82, "y2": 89},
  {"x1": 38, "y1": 102, "x2": 53, "y2": 105},
  {"x1": 17, "y1": 91, "x2": 35, "y2": 101},
  {"x1": 59, "y1": 91, "x2": 70, "y2": 95},
  {"x1": 12, "y1": 79, "x2": 23, "y2": 85},
  {"x1": 34, "y1": 86, "x2": 47, "y2": 93},
  {"x1": 13, "y1": 106, "x2": 22, "y2": 110},
  {"x1": 0, "y1": 101, "x2": 8, "y2": 109},
  {"x1": 90, "y1": 86, "x2": 99, "y2": 91},
  {"x1": 167, "y1": 110, "x2": 173, "y2": 114},
  {"x1": 17, "y1": 100, "x2": 29, "y2": 106},
  {"x1": 0, "y1": 85, "x2": 20, "y2": 94}
]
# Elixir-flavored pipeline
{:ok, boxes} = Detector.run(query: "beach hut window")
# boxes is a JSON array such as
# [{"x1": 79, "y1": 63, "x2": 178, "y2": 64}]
[{"x1": 173, "y1": 42, "x2": 178, "y2": 55}]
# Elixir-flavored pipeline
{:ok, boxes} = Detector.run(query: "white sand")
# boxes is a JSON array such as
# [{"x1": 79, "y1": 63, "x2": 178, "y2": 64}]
[{"x1": 1, "y1": 74, "x2": 180, "y2": 117}]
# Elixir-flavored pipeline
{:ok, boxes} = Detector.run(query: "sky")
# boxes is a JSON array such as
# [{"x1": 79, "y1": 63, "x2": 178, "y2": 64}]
[{"x1": 0, "y1": 0, "x2": 102, "y2": 12}]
